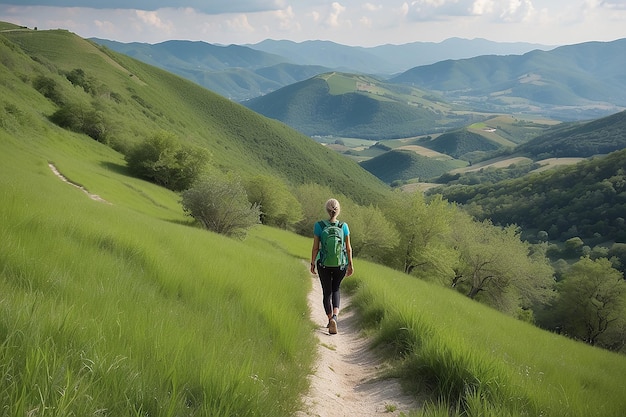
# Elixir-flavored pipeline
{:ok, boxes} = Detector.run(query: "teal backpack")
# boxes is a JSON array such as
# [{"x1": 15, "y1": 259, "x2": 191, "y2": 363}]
[{"x1": 318, "y1": 220, "x2": 346, "y2": 267}]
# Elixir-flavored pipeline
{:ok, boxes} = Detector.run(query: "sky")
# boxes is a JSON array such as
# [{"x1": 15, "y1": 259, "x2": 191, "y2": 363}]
[{"x1": 0, "y1": 0, "x2": 625, "y2": 47}]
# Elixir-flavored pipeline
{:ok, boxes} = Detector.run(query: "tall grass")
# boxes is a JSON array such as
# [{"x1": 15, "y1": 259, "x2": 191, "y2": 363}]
[
  {"x1": 0, "y1": 131, "x2": 316, "y2": 416},
  {"x1": 344, "y1": 261, "x2": 626, "y2": 417}
]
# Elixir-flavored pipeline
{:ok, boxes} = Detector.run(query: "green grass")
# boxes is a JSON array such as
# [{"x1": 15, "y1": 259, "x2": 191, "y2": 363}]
[
  {"x1": 343, "y1": 261, "x2": 626, "y2": 417},
  {"x1": 0, "y1": 127, "x2": 316, "y2": 416}
]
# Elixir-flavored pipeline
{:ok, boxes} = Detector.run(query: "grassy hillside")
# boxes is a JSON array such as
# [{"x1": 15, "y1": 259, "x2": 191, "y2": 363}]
[
  {"x1": 0, "y1": 113, "x2": 317, "y2": 415},
  {"x1": 245, "y1": 72, "x2": 480, "y2": 139},
  {"x1": 4, "y1": 123, "x2": 626, "y2": 415},
  {"x1": 419, "y1": 129, "x2": 501, "y2": 161},
  {"x1": 1, "y1": 26, "x2": 388, "y2": 204}
]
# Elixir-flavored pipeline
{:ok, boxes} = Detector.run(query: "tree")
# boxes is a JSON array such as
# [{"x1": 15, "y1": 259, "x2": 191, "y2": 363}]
[
  {"x1": 293, "y1": 183, "x2": 344, "y2": 236},
  {"x1": 125, "y1": 131, "x2": 209, "y2": 191},
  {"x1": 180, "y1": 173, "x2": 261, "y2": 238},
  {"x1": 347, "y1": 204, "x2": 399, "y2": 264},
  {"x1": 385, "y1": 192, "x2": 457, "y2": 280},
  {"x1": 244, "y1": 175, "x2": 303, "y2": 229},
  {"x1": 450, "y1": 213, "x2": 555, "y2": 315},
  {"x1": 554, "y1": 256, "x2": 626, "y2": 348}
]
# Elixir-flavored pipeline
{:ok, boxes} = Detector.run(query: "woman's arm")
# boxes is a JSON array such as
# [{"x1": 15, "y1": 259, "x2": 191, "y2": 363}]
[
  {"x1": 345, "y1": 234, "x2": 354, "y2": 277},
  {"x1": 310, "y1": 235, "x2": 320, "y2": 274}
]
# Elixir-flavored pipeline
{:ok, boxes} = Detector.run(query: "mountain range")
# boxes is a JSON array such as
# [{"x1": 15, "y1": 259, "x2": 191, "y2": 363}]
[
  {"x1": 391, "y1": 39, "x2": 626, "y2": 120},
  {"x1": 92, "y1": 37, "x2": 552, "y2": 101}
]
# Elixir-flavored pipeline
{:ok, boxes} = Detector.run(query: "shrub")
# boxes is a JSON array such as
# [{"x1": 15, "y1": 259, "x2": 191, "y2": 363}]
[
  {"x1": 64, "y1": 68, "x2": 98, "y2": 95},
  {"x1": 125, "y1": 131, "x2": 209, "y2": 191},
  {"x1": 32, "y1": 75, "x2": 63, "y2": 104},
  {"x1": 244, "y1": 175, "x2": 303, "y2": 229},
  {"x1": 49, "y1": 101, "x2": 108, "y2": 142},
  {"x1": 181, "y1": 173, "x2": 261, "y2": 238}
]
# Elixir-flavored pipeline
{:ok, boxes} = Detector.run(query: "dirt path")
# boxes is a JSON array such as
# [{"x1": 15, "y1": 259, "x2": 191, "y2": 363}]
[
  {"x1": 49, "y1": 163, "x2": 109, "y2": 204},
  {"x1": 295, "y1": 269, "x2": 419, "y2": 417}
]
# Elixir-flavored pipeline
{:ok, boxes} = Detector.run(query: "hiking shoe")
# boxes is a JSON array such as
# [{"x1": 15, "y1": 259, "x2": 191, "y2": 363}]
[{"x1": 328, "y1": 318, "x2": 337, "y2": 334}]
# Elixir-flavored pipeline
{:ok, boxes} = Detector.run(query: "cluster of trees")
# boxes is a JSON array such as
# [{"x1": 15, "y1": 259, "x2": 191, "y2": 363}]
[{"x1": 125, "y1": 131, "x2": 209, "y2": 192}]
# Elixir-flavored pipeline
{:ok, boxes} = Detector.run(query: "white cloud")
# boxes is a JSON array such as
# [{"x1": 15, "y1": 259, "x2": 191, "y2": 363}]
[
  {"x1": 135, "y1": 10, "x2": 172, "y2": 32},
  {"x1": 471, "y1": 0, "x2": 494, "y2": 15},
  {"x1": 274, "y1": 5, "x2": 298, "y2": 31},
  {"x1": 225, "y1": 13, "x2": 255, "y2": 33},
  {"x1": 359, "y1": 15, "x2": 372, "y2": 28},
  {"x1": 326, "y1": 2, "x2": 346, "y2": 28},
  {"x1": 363, "y1": 3, "x2": 382, "y2": 12}
]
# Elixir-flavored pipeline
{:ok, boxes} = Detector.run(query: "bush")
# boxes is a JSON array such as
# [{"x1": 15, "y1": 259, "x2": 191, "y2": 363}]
[
  {"x1": 125, "y1": 131, "x2": 209, "y2": 191},
  {"x1": 244, "y1": 175, "x2": 303, "y2": 229},
  {"x1": 65, "y1": 68, "x2": 99, "y2": 95},
  {"x1": 181, "y1": 173, "x2": 261, "y2": 238},
  {"x1": 32, "y1": 75, "x2": 63, "y2": 105},
  {"x1": 49, "y1": 101, "x2": 109, "y2": 142}
]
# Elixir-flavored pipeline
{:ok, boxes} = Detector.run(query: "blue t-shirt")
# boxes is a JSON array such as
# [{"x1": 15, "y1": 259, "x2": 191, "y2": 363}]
[{"x1": 314, "y1": 220, "x2": 350, "y2": 238}]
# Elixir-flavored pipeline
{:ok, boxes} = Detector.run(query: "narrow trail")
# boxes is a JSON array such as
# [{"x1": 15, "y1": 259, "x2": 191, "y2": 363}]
[{"x1": 295, "y1": 268, "x2": 419, "y2": 417}]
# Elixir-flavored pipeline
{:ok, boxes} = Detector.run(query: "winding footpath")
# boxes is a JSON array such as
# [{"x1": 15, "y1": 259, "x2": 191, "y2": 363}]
[{"x1": 295, "y1": 267, "x2": 419, "y2": 417}]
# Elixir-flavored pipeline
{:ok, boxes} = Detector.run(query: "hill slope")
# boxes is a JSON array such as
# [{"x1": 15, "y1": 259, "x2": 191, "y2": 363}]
[
  {"x1": 391, "y1": 39, "x2": 626, "y2": 120},
  {"x1": 516, "y1": 109, "x2": 626, "y2": 158},
  {"x1": 2, "y1": 26, "x2": 388, "y2": 204},
  {"x1": 360, "y1": 149, "x2": 465, "y2": 183},
  {"x1": 244, "y1": 72, "x2": 477, "y2": 139}
]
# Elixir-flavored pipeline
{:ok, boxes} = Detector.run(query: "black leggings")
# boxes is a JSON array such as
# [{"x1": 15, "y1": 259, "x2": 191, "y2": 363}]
[{"x1": 317, "y1": 263, "x2": 347, "y2": 315}]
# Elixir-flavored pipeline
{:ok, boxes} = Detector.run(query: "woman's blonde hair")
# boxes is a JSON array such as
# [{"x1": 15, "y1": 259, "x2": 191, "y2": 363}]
[{"x1": 325, "y1": 198, "x2": 341, "y2": 217}]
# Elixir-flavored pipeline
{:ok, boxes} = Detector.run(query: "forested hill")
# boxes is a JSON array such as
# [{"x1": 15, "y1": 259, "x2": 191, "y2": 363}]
[
  {"x1": 433, "y1": 148, "x2": 626, "y2": 243},
  {"x1": 0, "y1": 25, "x2": 388, "y2": 204},
  {"x1": 517, "y1": 110, "x2": 626, "y2": 158},
  {"x1": 244, "y1": 72, "x2": 475, "y2": 139}
]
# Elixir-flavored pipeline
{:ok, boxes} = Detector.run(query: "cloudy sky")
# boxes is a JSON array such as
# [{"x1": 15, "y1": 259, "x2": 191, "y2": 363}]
[{"x1": 0, "y1": 0, "x2": 624, "y2": 46}]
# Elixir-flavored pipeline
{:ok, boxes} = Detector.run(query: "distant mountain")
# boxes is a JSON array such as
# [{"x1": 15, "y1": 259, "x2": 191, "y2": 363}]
[
  {"x1": 390, "y1": 39, "x2": 626, "y2": 120},
  {"x1": 244, "y1": 72, "x2": 480, "y2": 139},
  {"x1": 92, "y1": 38, "x2": 331, "y2": 100},
  {"x1": 250, "y1": 38, "x2": 554, "y2": 74}
]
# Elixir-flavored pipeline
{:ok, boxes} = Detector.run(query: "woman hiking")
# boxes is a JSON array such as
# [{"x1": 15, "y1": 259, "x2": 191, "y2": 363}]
[{"x1": 310, "y1": 198, "x2": 353, "y2": 334}]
